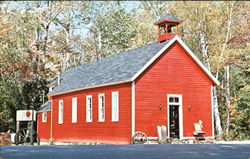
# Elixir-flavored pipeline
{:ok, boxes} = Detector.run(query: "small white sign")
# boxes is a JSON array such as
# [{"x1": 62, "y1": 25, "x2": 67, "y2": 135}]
[{"x1": 16, "y1": 110, "x2": 36, "y2": 121}]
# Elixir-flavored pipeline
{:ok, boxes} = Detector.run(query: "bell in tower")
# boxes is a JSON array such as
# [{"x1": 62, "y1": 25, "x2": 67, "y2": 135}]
[{"x1": 154, "y1": 14, "x2": 182, "y2": 42}]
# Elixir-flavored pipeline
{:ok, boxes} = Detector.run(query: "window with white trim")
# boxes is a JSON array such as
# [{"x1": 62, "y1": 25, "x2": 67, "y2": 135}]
[
  {"x1": 112, "y1": 91, "x2": 119, "y2": 121},
  {"x1": 58, "y1": 100, "x2": 64, "y2": 124},
  {"x1": 72, "y1": 97, "x2": 77, "y2": 123},
  {"x1": 42, "y1": 112, "x2": 47, "y2": 123},
  {"x1": 86, "y1": 95, "x2": 92, "y2": 122},
  {"x1": 98, "y1": 93, "x2": 105, "y2": 122},
  {"x1": 169, "y1": 97, "x2": 179, "y2": 103}
]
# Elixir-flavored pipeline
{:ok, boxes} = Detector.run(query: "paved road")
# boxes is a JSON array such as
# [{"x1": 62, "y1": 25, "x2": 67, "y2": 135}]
[{"x1": 1, "y1": 144, "x2": 250, "y2": 159}]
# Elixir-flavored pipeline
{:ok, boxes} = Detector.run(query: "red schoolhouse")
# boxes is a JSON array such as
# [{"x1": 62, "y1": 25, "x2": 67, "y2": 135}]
[{"x1": 37, "y1": 14, "x2": 219, "y2": 144}]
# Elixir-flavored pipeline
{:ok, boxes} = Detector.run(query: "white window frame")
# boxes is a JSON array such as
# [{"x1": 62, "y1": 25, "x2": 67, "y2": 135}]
[
  {"x1": 98, "y1": 93, "x2": 105, "y2": 122},
  {"x1": 86, "y1": 95, "x2": 92, "y2": 122},
  {"x1": 72, "y1": 97, "x2": 77, "y2": 123},
  {"x1": 42, "y1": 112, "x2": 47, "y2": 123},
  {"x1": 58, "y1": 100, "x2": 64, "y2": 124},
  {"x1": 167, "y1": 94, "x2": 183, "y2": 139},
  {"x1": 112, "y1": 91, "x2": 119, "y2": 122}
]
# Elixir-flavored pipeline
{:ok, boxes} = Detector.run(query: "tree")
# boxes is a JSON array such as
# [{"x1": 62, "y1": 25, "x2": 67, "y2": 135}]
[
  {"x1": 85, "y1": 2, "x2": 137, "y2": 60},
  {"x1": 0, "y1": 3, "x2": 49, "y2": 131}
]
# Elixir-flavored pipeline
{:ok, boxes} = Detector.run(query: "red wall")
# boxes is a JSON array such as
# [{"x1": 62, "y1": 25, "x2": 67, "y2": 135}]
[
  {"x1": 135, "y1": 42, "x2": 213, "y2": 138},
  {"x1": 37, "y1": 112, "x2": 51, "y2": 141},
  {"x1": 51, "y1": 82, "x2": 132, "y2": 144}
]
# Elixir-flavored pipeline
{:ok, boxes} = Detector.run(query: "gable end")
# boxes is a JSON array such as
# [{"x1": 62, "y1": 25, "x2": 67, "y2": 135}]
[{"x1": 132, "y1": 36, "x2": 220, "y2": 86}]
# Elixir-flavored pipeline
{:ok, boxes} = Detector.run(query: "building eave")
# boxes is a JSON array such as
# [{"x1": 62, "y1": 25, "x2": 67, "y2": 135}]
[
  {"x1": 49, "y1": 79, "x2": 132, "y2": 97},
  {"x1": 37, "y1": 109, "x2": 51, "y2": 113}
]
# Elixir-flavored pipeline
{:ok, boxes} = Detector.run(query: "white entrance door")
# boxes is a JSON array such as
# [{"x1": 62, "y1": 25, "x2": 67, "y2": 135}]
[{"x1": 167, "y1": 94, "x2": 183, "y2": 139}]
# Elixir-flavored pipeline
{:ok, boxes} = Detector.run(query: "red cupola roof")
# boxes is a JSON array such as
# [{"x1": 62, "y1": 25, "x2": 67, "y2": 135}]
[{"x1": 154, "y1": 14, "x2": 182, "y2": 42}]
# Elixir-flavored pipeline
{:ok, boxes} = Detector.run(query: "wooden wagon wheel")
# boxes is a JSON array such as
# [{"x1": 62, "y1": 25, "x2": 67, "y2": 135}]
[
  {"x1": 15, "y1": 128, "x2": 40, "y2": 146},
  {"x1": 132, "y1": 131, "x2": 148, "y2": 144}
]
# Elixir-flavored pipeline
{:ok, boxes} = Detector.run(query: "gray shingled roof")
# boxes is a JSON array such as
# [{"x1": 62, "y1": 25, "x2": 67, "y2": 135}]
[
  {"x1": 48, "y1": 40, "x2": 171, "y2": 96},
  {"x1": 37, "y1": 101, "x2": 51, "y2": 112},
  {"x1": 155, "y1": 14, "x2": 181, "y2": 25}
]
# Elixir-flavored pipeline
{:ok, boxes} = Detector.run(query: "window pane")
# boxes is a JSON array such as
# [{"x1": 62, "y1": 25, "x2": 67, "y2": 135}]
[
  {"x1": 89, "y1": 98, "x2": 92, "y2": 120},
  {"x1": 112, "y1": 92, "x2": 119, "y2": 121},
  {"x1": 98, "y1": 94, "x2": 105, "y2": 122},
  {"x1": 72, "y1": 98, "x2": 77, "y2": 123},
  {"x1": 86, "y1": 96, "x2": 92, "y2": 122},
  {"x1": 160, "y1": 26, "x2": 166, "y2": 34},
  {"x1": 42, "y1": 112, "x2": 47, "y2": 122},
  {"x1": 169, "y1": 97, "x2": 174, "y2": 102},
  {"x1": 58, "y1": 100, "x2": 63, "y2": 124},
  {"x1": 174, "y1": 97, "x2": 179, "y2": 103}
]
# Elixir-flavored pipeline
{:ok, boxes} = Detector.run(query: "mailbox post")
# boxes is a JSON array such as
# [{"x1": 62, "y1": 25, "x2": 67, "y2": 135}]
[
  {"x1": 30, "y1": 106, "x2": 34, "y2": 145},
  {"x1": 16, "y1": 121, "x2": 20, "y2": 133}
]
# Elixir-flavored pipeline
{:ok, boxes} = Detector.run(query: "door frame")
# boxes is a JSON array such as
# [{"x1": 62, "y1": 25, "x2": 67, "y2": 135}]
[{"x1": 167, "y1": 94, "x2": 183, "y2": 139}]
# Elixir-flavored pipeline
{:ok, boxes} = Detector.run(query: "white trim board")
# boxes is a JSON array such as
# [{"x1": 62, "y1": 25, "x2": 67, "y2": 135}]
[
  {"x1": 131, "y1": 81, "x2": 136, "y2": 136},
  {"x1": 50, "y1": 100, "x2": 53, "y2": 141},
  {"x1": 211, "y1": 86, "x2": 215, "y2": 139}
]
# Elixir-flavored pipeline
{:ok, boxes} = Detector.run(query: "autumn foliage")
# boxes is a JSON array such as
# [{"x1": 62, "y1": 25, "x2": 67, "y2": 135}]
[{"x1": 0, "y1": 1, "x2": 249, "y2": 140}]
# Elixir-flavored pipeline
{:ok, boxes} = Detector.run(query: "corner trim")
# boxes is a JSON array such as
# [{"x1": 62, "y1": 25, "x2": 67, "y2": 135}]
[
  {"x1": 211, "y1": 86, "x2": 215, "y2": 139},
  {"x1": 132, "y1": 81, "x2": 135, "y2": 136},
  {"x1": 50, "y1": 100, "x2": 53, "y2": 141}
]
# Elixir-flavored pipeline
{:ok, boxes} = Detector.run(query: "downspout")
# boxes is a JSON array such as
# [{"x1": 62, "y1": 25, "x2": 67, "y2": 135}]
[{"x1": 50, "y1": 72, "x2": 60, "y2": 142}]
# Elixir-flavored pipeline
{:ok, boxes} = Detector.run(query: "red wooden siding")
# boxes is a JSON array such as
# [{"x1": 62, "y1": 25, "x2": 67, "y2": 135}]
[
  {"x1": 37, "y1": 112, "x2": 51, "y2": 141},
  {"x1": 135, "y1": 41, "x2": 213, "y2": 138},
  {"x1": 50, "y1": 82, "x2": 132, "y2": 144}
]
